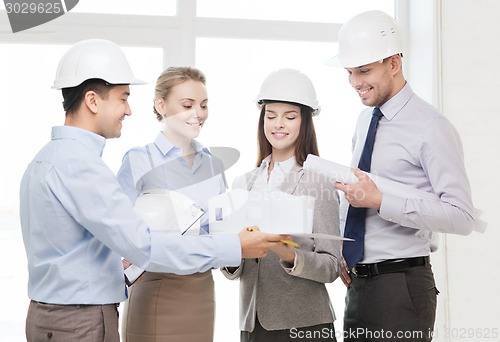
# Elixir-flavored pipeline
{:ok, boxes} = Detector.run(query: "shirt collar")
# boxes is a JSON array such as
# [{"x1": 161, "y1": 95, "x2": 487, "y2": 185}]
[
  {"x1": 379, "y1": 82, "x2": 414, "y2": 121},
  {"x1": 154, "y1": 132, "x2": 210, "y2": 156},
  {"x1": 51, "y1": 126, "x2": 106, "y2": 157},
  {"x1": 259, "y1": 154, "x2": 297, "y2": 174},
  {"x1": 275, "y1": 155, "x2": 298, "y2": 174}
]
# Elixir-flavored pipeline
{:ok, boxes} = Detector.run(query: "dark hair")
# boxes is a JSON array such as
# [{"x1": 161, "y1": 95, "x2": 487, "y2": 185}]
[
  {"x1": 61, "y1": 79, "x2": 111, "y2": 114},
  {"x1": 256, "y1": 102, "x2": 319, "y2": 167}
]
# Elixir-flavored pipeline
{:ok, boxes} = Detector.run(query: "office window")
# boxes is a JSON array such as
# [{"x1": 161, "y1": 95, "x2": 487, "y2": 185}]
[
  {"x1": 0, "y1": 44, "x2": 162, "y2": 197},
  {"x1": 72, "y1": 0, "x2": 176, "y2": 16},
  {"x1": 198, "y1": 0, "x2": 394, "y2": 23},
  {"x1": 196, "y1": 37, "x2": 364, "y2": 182}
]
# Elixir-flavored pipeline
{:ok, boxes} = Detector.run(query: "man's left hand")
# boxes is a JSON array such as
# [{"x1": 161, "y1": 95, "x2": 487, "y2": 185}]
[{"x1": 335, "y1": 168, "x2": 382, "y2": 210}]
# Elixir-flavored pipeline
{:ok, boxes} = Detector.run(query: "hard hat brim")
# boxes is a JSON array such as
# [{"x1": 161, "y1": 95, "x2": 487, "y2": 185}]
[{"x1": 52, "y1": 77, "x2": 147, "y2": 90}]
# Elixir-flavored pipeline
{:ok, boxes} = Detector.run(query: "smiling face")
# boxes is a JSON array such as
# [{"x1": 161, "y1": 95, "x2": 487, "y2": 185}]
[
  {"x1": 156, "y1": 79, "x2": 208, "y2": 142},
  {"x1": 95, "y1": 85, "x2": 131, "y2": 139},
  {"x1": 346, "y1": 55, "x2": 402, "y2": 108},
  {"x1": 263, "y1": 102, "x2": 302, "y2": 161}
]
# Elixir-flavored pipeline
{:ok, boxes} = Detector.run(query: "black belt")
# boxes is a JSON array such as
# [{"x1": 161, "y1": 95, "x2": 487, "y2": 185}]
[
  {"x1": 351, "y1": 256, "x2": 429, "y2": 278},
  {"x1": 32, "y1": 300, "x2": 119, "y2": 308}
]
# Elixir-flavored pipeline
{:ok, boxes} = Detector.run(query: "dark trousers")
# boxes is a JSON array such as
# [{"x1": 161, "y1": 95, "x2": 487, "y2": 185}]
[
  {"x1": 344, "y1": 263, "x2": 438, "y2": 342},
  {"x1": 241, "y1": 315, "x2": 337, "y2": 342},
  {"x1": 26, "y1": 300, "x2": 120, "y2": 342}
]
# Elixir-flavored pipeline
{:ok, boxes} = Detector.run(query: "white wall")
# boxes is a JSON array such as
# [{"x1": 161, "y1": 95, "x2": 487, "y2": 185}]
[
  {"x1": 406, "y1": 0, "x2": 499, "y2": 340},
  {"x1": 440, "y1": 0, "x2": 500, "y2": 338}
]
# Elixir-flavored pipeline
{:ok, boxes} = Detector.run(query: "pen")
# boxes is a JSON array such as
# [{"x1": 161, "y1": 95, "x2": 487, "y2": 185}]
[
  {"x1": 246, "y1": 227, "x2": 300, "y2": 247},
  {"x1": 279, "y1": 239, "x2": 300, "y2": 247}
]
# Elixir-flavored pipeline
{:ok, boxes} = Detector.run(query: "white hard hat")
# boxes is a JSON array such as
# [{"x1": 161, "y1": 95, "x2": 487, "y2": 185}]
[
  {"x1": 255, "y1": 68, "x2": 321, "y2": 116},
  {"x1": 327, "y1": 10, "x2": 405, "y2": 68},
  {"x1": 52, "y1": 39, "x2": 146, "y2": 89},
  {"x1": 133, "y1": 189, "x2": 203, "y2": 235}
]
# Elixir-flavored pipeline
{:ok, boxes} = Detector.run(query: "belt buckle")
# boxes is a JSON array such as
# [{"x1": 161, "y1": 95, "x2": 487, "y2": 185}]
[{"x1": 351, "y1": 265, "x2": 370, "y2": 278}]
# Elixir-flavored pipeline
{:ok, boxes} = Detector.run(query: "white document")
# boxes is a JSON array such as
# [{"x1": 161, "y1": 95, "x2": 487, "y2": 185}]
[
  {"x1": 293, "y1": 233, "x2": 351, "y2": 241},
  {"x1": 124, "y1": 264, "x2": 145, "y2": 286},
  {"x1": 304, "y1": 155, "x2": 440, "y2": 200},
  {"x1": 208, "y1": 189, "x2": 314, "y2": 235},
  {"x1": 303, "y1": 155, "x2": 486, "y2": 233}
]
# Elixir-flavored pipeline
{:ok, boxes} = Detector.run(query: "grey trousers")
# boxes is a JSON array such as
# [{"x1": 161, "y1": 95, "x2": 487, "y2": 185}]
[
  {"x1": 344, "y1": 263, "x2": 438, "y2": 342},
  {"x1": 26, "y1": 300, "x2": 120, "y2": 342}
]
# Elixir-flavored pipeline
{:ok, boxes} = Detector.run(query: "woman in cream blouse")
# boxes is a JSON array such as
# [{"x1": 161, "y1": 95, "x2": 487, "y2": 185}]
[{"x1": 222, "y1": 68, "x2": 341, "y2": 341}]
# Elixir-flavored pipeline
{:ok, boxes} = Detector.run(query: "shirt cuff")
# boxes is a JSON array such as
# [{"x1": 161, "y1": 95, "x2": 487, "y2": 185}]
[
  {"x1": 379, "y1": 193, "x2": 405, "y2": 224},
  {"x1": 211, "y1": 234, "x2": 242, "y2": 267},
  {"x1": 279, "y1": 251, "x2": 299, "y2": 274}
]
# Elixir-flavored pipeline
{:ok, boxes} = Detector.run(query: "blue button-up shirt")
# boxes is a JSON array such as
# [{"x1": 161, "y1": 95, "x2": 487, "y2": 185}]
[{"x1": 20, "y1": 126, "x2": 241, "y2": 305}]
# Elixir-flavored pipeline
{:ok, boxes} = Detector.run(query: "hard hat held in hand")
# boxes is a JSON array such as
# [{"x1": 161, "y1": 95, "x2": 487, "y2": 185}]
[
  {"x1": 328, "y1": 10, "x2": 405, "y2": 68},
  {"x1": 255, "y1": 68, "x2": 321, "y2": 116},
  {"x1": 52, "y1": 39, "x2": 146, "y2": 89},
  {"x1": 134, "y1": 189, "x2": 203, "y2": 235}
]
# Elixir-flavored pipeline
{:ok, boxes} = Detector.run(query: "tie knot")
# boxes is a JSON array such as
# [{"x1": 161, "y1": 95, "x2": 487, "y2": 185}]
[{"x1": 372, "y1": 107, "x2": 383, "y2": 119}]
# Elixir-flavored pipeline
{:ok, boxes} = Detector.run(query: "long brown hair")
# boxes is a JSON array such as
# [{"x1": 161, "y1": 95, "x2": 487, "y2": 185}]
[{"x1": 256, "y1": 101, "x2": 319, "y2": 167}]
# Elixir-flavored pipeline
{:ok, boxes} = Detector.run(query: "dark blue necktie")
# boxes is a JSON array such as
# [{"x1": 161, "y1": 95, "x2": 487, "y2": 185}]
[{"x1": 343, "y1": 107, "x2": 384, "y2": 269}]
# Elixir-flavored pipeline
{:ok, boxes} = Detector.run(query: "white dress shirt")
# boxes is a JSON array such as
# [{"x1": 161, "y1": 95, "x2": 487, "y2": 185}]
[
  {"x1": 252, "y1": 155, "x2": 298, "y2": 193},
  {"x1": 346, "y1": 83, "x2": 474, "y2": 263}
]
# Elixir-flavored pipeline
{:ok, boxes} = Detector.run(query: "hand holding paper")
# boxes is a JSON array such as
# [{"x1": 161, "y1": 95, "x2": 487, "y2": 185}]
[
  {"x1": 335, "y1": 168, "x2": 383, "y2": 210},
  {"x1": 270, "y1": 239, "x2": 297, "y2": 264},
  {"x1": 239, "y1": 226, "x2": 283, "y2": 259},
  {"x1": 303, "y1": 154, "x2": 487, "y2": 234},
  {"x1": 245, "y1": 227, "x2": 298, "y2": 263},
  {"x1": 246, "y1": 227, "x2": 298, "y2": 247}
]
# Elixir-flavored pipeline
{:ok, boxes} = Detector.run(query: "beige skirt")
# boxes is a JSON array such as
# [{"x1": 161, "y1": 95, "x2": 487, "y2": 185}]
[{"x1": 123, "y1": 271, "x2": 214, "y2": 342}]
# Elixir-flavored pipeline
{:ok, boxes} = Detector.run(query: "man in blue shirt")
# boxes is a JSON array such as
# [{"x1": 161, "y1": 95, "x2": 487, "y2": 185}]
[{"x1": 20, "y1": 39, "x2": 282, "y2": 342}]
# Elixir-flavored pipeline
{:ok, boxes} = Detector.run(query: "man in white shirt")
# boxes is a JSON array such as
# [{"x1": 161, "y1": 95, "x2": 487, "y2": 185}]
[{"x1": 329, "y1": 11, "x2": 475, "y2": 341}]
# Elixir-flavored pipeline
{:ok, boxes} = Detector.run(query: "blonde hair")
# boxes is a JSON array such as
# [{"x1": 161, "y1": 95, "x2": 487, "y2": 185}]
[{"x1": 153, "y1": 66, "x2": 207, "y2": 121}]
